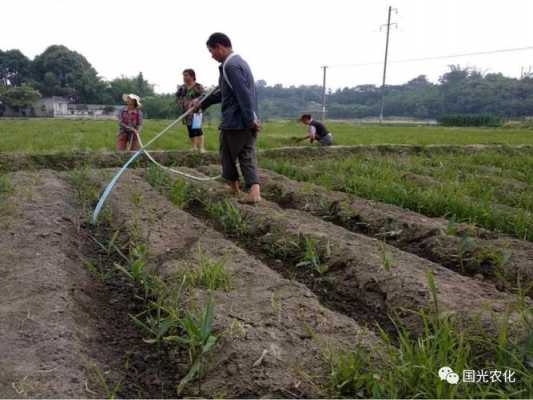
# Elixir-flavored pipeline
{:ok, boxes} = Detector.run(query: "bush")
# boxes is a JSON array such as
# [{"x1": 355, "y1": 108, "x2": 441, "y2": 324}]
[{"x1": 438, "y1": 114, "x2": 504, "y2": 127}]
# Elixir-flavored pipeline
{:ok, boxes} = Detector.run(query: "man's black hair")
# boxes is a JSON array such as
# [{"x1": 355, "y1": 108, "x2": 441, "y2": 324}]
[
  {"x1": 183, "y1": 68, "x2": 196, "y2": 80},
  {"x1": 300, "y1": 114, "x2": 312, "y2": 121},
  {"x1": 206, "y1": 32, "x2": 232, "y2": 48}
]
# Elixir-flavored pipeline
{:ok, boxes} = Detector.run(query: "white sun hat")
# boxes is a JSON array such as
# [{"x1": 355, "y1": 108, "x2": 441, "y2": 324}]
[{"x1": 122, "y1": 93, "x2": 142, "y2": 107}]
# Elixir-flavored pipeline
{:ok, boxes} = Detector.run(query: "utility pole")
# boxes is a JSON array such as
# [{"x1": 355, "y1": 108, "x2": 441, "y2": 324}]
[
  {"x1": 321, "y1": 65, "x2": 328, "y2": 121},
  {"x1": 379, "y1": 6, "x2": 397, "y2": 123}
]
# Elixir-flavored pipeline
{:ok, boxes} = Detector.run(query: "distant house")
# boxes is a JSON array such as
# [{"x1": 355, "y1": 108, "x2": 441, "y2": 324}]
[
  {"x1": 33, "y1": 96, "x2": 70, "y2": 117},
  {"x1": 66, "y1": 103, "x2": 122, "y2": 118},
  {"x1": 0, "y1": 96, "x2": 121, "y2": 119}
]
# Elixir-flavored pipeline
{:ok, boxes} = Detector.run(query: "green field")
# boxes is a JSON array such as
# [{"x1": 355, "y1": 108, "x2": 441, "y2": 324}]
[
  {"x1": 261, "y1": 150, "x2": 533, "y2": 241},
  {"x1": 1, "y1": 118, "x2": 533, "y2": 153}
]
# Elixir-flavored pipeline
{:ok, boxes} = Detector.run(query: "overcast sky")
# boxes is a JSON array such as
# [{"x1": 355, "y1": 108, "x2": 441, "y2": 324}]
[{"x1": 2, "y1": 0, "x2": 533, "y2": 93}]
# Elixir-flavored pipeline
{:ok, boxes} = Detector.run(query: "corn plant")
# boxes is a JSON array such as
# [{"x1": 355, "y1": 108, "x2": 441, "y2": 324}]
[
  {"x1": 295, "y1": 236, "x2": 330, "y2": 275},
  {"x1": 165, "y1": 300, "x2": 218, "y2": 394}
]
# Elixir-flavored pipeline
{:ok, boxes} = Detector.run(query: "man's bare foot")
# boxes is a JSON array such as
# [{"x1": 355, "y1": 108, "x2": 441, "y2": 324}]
[
  {"x1": 228, "y1": 181, "x2": 240, "y2": 196},
  {"x1": 241, "y1": 184, "x2": 261, "y2": 203}
]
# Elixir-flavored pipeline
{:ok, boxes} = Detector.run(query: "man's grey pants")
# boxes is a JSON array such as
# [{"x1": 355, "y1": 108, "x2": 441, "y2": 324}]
[{"x1": 219, "y1": 129, "x2": 259, "y2": 188}]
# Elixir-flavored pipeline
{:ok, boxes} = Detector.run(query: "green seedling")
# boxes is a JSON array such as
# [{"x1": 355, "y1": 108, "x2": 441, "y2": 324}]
[
  {"x1": 296, "y1": 236, "x2": 329, "y2": 275},
  {"x1": 183, "y1": 249, "x2": 231, "y2": 291},
  {"x1": 165, "y1": 300, "x2": 218, "y2": 394},
  {"x1": 88, "y1": 363, "x2": 122, "y2": 399},
  {"x1": 206, "y1": 200, "x2": 247, "y2": 236},
  {"x1": 379, "y1": 241, "x2": 395, "y2": 272},
  {"x1": 325, "y1": 272, "x2": 533, "y2": 399}
]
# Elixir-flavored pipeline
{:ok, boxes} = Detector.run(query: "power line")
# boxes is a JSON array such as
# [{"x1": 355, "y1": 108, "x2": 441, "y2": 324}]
[{"x1": 327, "y1": 45, "x2": 533, "y2": 69}]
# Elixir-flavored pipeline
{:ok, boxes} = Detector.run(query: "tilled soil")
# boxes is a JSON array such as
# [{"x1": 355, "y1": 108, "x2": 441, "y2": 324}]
[
  {"x1": 0, "y1": 170, "x2": 110, "y2": 398},
  {"x1": 173, "y1": 169, "x2": 527, "y2": 337},
  {"x1": 211, "y1": 166, "x2": 533, "y2": 296},
  {"x1": 99, "y1": 171, "x2": 380, "y2": 398},
  {"x1": 0, "y1": 170, "x2": 185, "y2": 399}
]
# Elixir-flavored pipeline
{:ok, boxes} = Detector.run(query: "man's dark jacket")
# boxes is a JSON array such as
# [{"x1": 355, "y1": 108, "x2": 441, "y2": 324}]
[{"x1": 202, "y1": 53, "x2": 259, "y2": 130}]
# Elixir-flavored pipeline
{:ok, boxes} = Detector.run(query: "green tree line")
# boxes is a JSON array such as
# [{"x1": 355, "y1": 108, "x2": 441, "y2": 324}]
[
  {"x1": 1, "y1": 45, "x2": 532, "y2": 119},
  {"x1": 257, "y1": 66, "x2": 533, "y2": 120}
]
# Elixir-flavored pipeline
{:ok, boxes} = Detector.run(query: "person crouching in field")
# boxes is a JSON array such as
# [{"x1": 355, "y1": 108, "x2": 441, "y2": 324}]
[
  {"x1": 297, "y1": 114, "x2": 333, "y2": 146},
  {"x1": 117, "y1": 94, "x2": 143, "y2": 151},
  {"x1": 192, "y1": 32, "x2": 262, "y2": 204},
  {"x1": 176, "y1": 69, "x2": 206, "y2": 152}
]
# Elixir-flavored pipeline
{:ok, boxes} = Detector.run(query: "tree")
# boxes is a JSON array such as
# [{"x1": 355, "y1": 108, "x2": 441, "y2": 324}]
[
  {"x1": 32, "y1": 45, "x2": 106, "y2": 103},
  {"x1": 106, "y1": 73, "x2": 155, "y2": 104},
  {"x1": 0, "y1": 49, "x2": 32, "y2": 86},
  {"x1": 0, "y1": 85, "x2": 41, "y2": 110}
]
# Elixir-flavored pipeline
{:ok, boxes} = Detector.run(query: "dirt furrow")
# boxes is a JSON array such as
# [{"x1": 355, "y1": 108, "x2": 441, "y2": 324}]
[
  {"x1": 205, "y1": 166, "x2": 532, "y2": 296},
  {"x1": 98, "y1": 171, "x2": 379, "y2": 398},
  {"x1": 165, "y1": 168, "x2": 527, "y2": 337},
  {"x1": 0, "y1": 170, "x2": 114, "y2": 398}
]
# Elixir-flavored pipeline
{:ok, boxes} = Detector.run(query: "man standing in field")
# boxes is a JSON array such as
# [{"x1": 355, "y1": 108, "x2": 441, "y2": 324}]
[
  {"x1": 193, "y1": 32, "x2": 262, "y2": 203},
  {"x1": 297, "y1": 114, "x2": 334, "y2": 146}
]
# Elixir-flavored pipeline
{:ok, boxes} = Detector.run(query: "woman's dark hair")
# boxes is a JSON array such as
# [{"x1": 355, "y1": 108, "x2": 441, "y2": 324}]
[
  {"x1": 300, "y1": 114, "x2": 312, "y2": 121},
  {"x1": 183, "y1": 68, "x2": 196, "y2": 80},
  {"x1": 206, "y1": 32, "x2": 232, "y2": 48}
]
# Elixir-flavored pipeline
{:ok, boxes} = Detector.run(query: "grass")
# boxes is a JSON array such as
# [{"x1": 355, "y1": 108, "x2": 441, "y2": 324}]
[
  {"x1": 65, "y1": 165, "x2": 106, "y2": 219},
  {"x1": 205, "y1": 199, "x2": 247, "y2": 236},
  {"x1": 326, "y1": 273, "x2": 533, "y2": 399},
  {"x1": 145, "y1": 165, "x2": 194, "y2": 208},
  {"x1": 0, "y1": 174, "x2": 12, "y2": 197},
  {"x1": 180, "y1": 248, "x2": 232, "y2": 291},
  {"x1": 2, "y1": 119, "x2": 533, "y2": 153},
  {"x1": 261, "y1": 151, "x2": 533, "y2": 241}
]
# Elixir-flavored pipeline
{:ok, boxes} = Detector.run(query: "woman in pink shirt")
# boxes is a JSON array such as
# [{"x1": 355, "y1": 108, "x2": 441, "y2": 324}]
[{"x1": 117, "y1": 94, "x2": 143, "y2": 151}]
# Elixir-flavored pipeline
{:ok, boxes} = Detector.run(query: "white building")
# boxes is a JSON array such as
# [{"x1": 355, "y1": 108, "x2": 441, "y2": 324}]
[{"x1": 33, "y1": 96, "x2": 69, "y2": 117}]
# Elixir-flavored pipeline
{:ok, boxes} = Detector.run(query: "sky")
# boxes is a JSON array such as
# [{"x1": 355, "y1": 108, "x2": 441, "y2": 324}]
[{"x1": 2, "y1": 0, "x2": 533, "y2": 93}]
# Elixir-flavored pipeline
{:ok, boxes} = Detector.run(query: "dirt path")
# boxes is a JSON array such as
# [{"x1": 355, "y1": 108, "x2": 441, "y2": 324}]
[
  {"x1": 0, "y1": 170, "x2": 108, "y2": 398},
  {"x1": 168, "y1": 169, "x2": 527, "y2": 337},
  {"x1": 99, "y1": 171, "x2": 380, "y2": 398},
  {"x1": 212, "y1": 166, "x2": 533, "y2": 296}
]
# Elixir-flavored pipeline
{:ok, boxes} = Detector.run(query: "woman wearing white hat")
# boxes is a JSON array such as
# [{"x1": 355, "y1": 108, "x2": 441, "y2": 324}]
[{"x1": 117, "y1": 93, "x2": 143, "y2": 151}]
